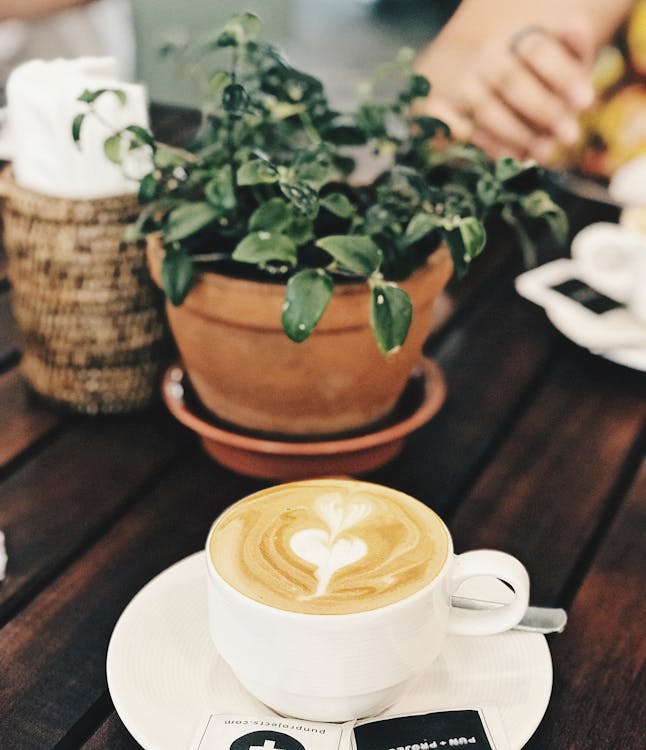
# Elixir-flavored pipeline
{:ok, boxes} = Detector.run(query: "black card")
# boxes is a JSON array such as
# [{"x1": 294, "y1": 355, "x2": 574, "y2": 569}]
[
  {"x1": 353, "y1": 709, "x2": 496, "y2": 750},
  {"x1": 550, "y1": 278, "x2": 623, "y2": 314}
]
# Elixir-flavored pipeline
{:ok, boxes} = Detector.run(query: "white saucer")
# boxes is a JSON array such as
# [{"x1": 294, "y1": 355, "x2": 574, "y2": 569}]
[
  {"x1": 515, "y1": 259, "x2": 646, "y2": 372},
  {"x1": 107, "y1": 554, "x2": 553, "y2": 750},
  {"x1": 546, "y1": 304, "x2": 646, "y2": 371}
]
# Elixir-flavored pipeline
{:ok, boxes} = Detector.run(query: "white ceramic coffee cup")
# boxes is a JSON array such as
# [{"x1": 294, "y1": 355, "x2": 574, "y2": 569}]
[{"x1": 205, "y1": 508, "x2": 529, "y2": 722}]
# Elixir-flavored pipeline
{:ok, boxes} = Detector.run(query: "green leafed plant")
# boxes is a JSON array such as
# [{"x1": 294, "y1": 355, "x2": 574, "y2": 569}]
[{"x1": 74, "y1": 11, "x2": 566, "y2": 354}]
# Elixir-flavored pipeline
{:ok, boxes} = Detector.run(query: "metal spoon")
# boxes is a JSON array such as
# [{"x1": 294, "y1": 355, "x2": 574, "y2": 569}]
[{"x1": 451, "y1": 595, "x2": 568, "y2": 634}]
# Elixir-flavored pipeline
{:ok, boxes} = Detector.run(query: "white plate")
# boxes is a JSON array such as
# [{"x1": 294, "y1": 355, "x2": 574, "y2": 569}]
[
  {"x1": 546, "y1": 305, "x2": 646, "y2": 371},
  {"x1": 515, "y1": 259, "x2": 646, "y2": 372},
  {"x1": 107, "y1": 553, "x2": 553, "y2": 750}
]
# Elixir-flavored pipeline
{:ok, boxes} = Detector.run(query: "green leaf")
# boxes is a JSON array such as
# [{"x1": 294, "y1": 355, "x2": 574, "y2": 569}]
[
  {"x1": 269, "y1": 102, "x2": 307, "y2": 120},
  {"x1": 222, "y1": 11, "x2": 261, "y2": 42},
  {"x1": 356, "y1": 103, "x2": 387, "y2": 138},
  {"x1": 164, "y1": 202, "x2": 219, "y2": 243},
  {"x1": 315, "y1": 235, "x2": 382, "y2": 277},
  {"x1": 404, "y1": 212, "x2": 443, "y2": 246},
  {"x1": 414, "y1": 116, "x2": 451, "y2": 139},
  {"x1": 495, "y1": 156, "x2": 535, "y2": 183},
  {"x1": 443, "y1": 228, "x2": 468, "y2": 277},
  {"x1": 292, "y1": 159, "x2": 335, "y2": 190},
  {"x1": 399, "y1": 73, "x2": 431, "y2": 103},
  {"x1": 236, "y1": 159, "x2": 279, "y2": 186},
  {"x1": 103, "y1": 133, "x2": 122, "y2": 164},
  {"x1": 476, "y1": 173, "x2": 501, "y2": 207},
  {"x1": 249, "y1": 198, "x2": 290, "y2": 233},
  {"x1": 458, "y1": 216, "x2": 486, "y2": 260},
  {"x1": 427, "y1": 143, "x2": 491, "y2": 172},
  {"x1": 442, "y1": 217, "x2": 486, "y2": 277},
  {"x1": 162, "y1": 250, "x2": 194, "y2": 306},
  {"x1": 154, "y1": 145, "x2": 191, "y2": 168},
  {"x1": 77, "y1": 88, "x2": 126, "y2": 105},
  {"x1": 519, "y1": 190, "x2": 569, "y2": 245},
  {"x1": 125, "y1": 125, "x2": 155, "y2": 148},
  {"x1": 214, "y1": 30, "x2": 238, "y2": 47},
  {"x1": 204, "y1": 166, "x2": 237, "y2": 213},
  {"x1": 232, "y1": 232, "x2": 297, "y2": 266},
  {"x1": 320, "y1": 193, "x2": 354, "y2": 219},
  {"x1": 122, "y1": 222, "x2": 146, "y2": 243},
  {"x1": 138, "y1": 172, "x2": 158, "y2": 203},
  {"x1": 284, "y1": 214, "x2": 314, "y2": 246},
  {"x1": 222, "y1": 83, "x2": 248, "y2": 116},
  {"x1": 371, "y1": 283, "x2": 413, "y2": 354},
  {"x1": 78, "y1": 88, "x2": 105, "y2": 104},
  {"x1": 322, "y1": 125, "x2": 366, "y2": 146},
  {"x1": 209, "y1": 71, "x2": 231, "y2": 95},
  {"x1": 279, "y1": 182, "x2": 319, "y2": 218},
  {"x1": 72, "y1": 113, "x2": 84, "y2": 145},
  {"x1": 282, "y1": 269, "x2": 334, "y2": 342}
]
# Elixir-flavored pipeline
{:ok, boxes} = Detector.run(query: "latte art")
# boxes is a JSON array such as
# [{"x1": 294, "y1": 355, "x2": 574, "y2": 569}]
[
  {"x1": 209, "y1": 479, "x2": 449, "y2": 615},
  {"x1": 289, "y1": 492, "x2": 371, "y2": 597}
]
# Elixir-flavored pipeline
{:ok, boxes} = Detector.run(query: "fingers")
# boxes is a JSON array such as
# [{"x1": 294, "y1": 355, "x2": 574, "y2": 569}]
[
  {"x1": 478, "y1": 37, "x2": 584, "y2": 156},
  {"x1": 415, "y1": 14, "x2": 600, "y2": 164},
  {"x1": 558, "y1": 14, "x2": 597, "y2": 67},
  {"x1": 431, "y1": 20, "x2": 598, "y2": 163},
  {"x1": 512, "y1": 26, "x2": 595, "y2": 111},
  {"x1": 461, "y1": 76, "x2": 545, "y2": 160}
]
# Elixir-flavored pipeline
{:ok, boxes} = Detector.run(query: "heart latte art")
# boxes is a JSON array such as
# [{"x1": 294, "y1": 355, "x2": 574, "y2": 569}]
[{"x1": 209, "y1": 479, "x2": 449, "y2": 614}]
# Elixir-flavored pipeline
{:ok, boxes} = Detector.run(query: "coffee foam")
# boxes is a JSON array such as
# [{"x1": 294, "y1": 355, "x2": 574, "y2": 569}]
[{"x1": 209, "y1": 479, "x2": 449, "y2": 615}]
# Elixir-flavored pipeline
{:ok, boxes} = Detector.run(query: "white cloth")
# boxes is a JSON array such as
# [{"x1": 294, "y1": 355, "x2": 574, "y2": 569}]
[
  {"x1": 6, "y1": 56, "x2": 150, "y2": 199},
  {"x1": 0, "y1": 0, "x2": 135, "y2": 85}
]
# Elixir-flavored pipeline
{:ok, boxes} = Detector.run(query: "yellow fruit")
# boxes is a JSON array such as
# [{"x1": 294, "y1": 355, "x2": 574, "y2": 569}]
[
  {"x1": 575, "y1": 86, "x2": 646, "y2": 177},
  {"x1": 596, "y1": 85, "x2": 646, "y2": 142},
  {"x1": 592, "y1": 45, "x2": 626, "y2": 94},
  {"x1": 627, "y1": 0, "x2": 646, "y2": 76}
]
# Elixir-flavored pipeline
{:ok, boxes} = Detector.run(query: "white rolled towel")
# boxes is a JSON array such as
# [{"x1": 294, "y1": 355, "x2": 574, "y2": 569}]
[{"x1": 6, "y1": 56, "x2": 150, "y2": 199}]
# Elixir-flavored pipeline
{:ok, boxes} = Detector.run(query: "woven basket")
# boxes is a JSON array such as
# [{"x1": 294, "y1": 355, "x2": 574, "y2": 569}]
[{"x1": 0, "y1": 166, "x2": 168, "y2": 414}]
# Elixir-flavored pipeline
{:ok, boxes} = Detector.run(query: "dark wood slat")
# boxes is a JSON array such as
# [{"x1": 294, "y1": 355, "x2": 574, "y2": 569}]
[
  {"x1": 0, "y1": 454, "x2": 263, "y2": 749},
  {"x1": 82, "y1": 713, "x2": 139, "y2": 750},
  {"x1": 0, "y1": 409, "x2": 189, "y2": 623},
  {"x1": 0, "y1": 368, "x2": 60, "y2": 468},
  {"x1": 449, "y1": 347, "x2": 646, "y2": 606},
  {"x1": 525, "y1": 460, "x2": 646, "y2": 749},
  {"x1": 371, "y1": 283, "x2": 558, "y2": 508}
]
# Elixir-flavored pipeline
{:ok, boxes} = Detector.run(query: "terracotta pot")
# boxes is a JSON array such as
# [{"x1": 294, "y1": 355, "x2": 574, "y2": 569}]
[{"x1": 147, "y1": 234, "x2": 452, "y2": 436}]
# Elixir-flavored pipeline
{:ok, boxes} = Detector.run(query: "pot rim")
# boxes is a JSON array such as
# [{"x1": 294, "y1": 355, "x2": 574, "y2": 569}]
[{"x1": 162, "y1": 356, "x2": 446, "y2": 454}]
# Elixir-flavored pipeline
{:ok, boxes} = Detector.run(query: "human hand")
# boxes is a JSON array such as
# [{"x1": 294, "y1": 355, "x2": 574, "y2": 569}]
[{"x1": 416, "y1": 15, "x2": 597, "y2": 163}]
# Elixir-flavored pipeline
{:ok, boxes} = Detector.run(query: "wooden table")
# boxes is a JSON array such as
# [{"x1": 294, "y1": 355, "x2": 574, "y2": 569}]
[{"x1": 1, "y1": 107, "x2": 644, "y2": 749}]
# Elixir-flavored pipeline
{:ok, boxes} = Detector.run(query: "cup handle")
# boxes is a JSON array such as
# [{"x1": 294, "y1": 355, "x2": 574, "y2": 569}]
[{"x1": 447, "y1": 550, "x2": 530, "y2": 636}]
